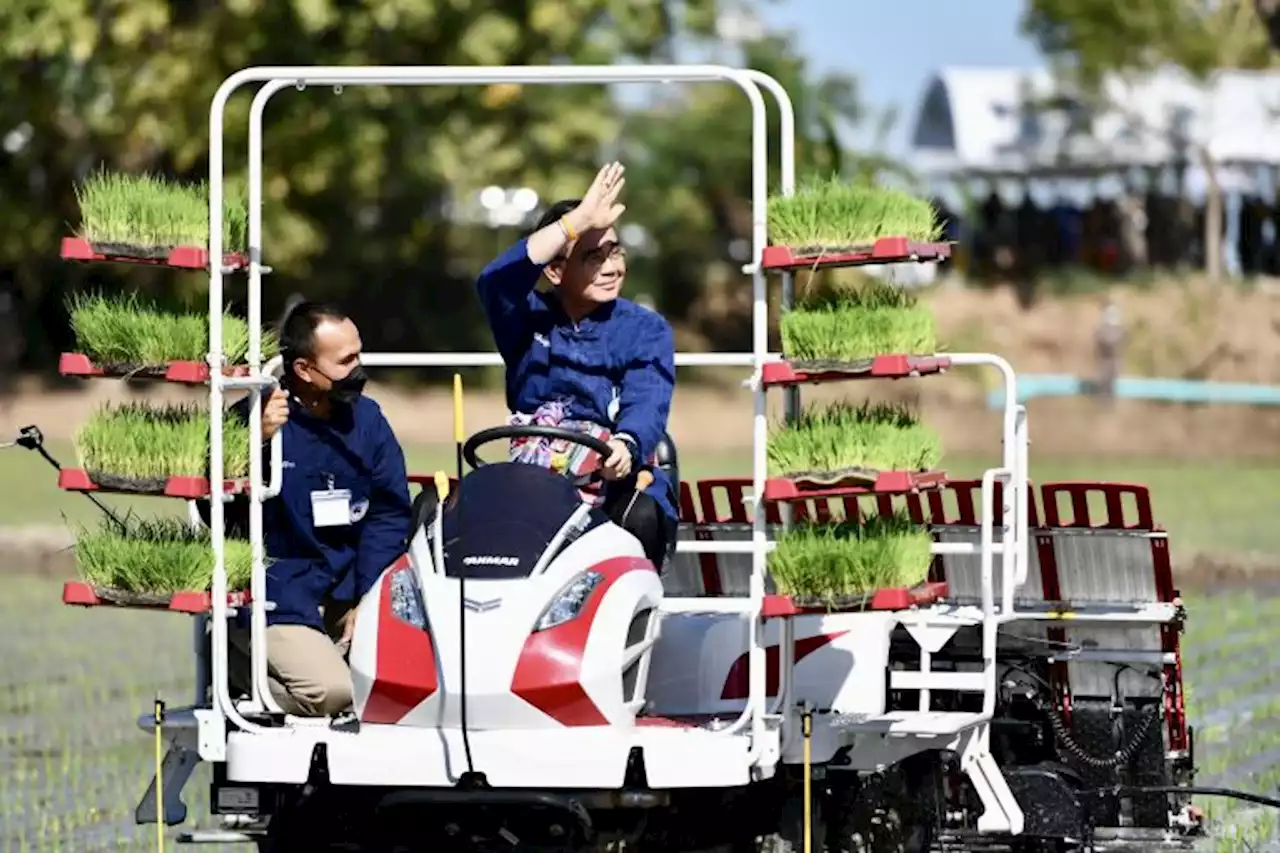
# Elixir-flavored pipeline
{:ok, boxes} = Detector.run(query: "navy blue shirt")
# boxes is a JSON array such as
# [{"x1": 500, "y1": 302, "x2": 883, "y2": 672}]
[
  {"x1": 475, "y1": 237, "x2": 677, "y2": 520},
  {"x1": 220, "y1": 394, "x2": 412, "y2": 630}
]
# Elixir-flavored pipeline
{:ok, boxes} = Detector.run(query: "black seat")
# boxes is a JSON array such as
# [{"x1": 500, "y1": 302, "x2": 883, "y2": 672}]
[
  {"x1": 410, "y1": 487, "x2": 439, "y2": 537},
  {"x1": 653, "y1": 431, "x2": 680, "y2": 510},
  {"x1": 652, "y1": 432, "x2": 681, "y2": 567}
]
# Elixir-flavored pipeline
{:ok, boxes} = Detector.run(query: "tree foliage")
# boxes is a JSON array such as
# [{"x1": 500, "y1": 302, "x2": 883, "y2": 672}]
[
  {"x1": 1021, "y1": 0, "x2": 1279, "y2": 278},
  {"x1": 1022, "y1": 0, "x2": 1276, "y2": 84},
  {"x1": 0, "y1": 0, "x2": 885, "y2": 377}
]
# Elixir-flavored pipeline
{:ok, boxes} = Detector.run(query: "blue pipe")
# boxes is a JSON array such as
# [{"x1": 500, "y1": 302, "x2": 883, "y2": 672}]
[{"x1": 986, "y1": 375, "x2": 1280, "y2": 409}]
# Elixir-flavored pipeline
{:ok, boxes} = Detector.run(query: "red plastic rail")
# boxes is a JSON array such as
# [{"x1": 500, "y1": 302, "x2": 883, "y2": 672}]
[
  {"x1": 58, "y1": 468, "x2": 250, "y2": 500},
  {"x1": 763, "y1": 470, "x2": 948, "y2": 502},
  {"x1": 60, "y1": 236, "x2": 248, "y2": 271},
  {"x1": 762, "y1": 582, "x2": 949, "y2": 617},
  {"x1": 761, "y1": 238, "x2": 952, "y2": 272},
  {"x1": 62, "y1": 581, "x2": 252, "y2": 614},
  {"x1": 59, "y1": 353, "x2": 252, "y2": 384},
  {"x1": 760, "y1": 355, "x2": 951, "y2": 387}
]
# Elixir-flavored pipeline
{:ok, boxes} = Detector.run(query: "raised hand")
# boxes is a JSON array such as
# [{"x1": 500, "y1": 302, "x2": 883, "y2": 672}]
[{"x1": 570, "y1": 162, "x2": 626, "y2": 233}]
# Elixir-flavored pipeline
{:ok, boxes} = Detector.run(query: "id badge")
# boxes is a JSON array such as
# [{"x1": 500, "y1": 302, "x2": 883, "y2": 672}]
[{"x1": 311, "y1": 488, "x2": 352, "y2": 528}]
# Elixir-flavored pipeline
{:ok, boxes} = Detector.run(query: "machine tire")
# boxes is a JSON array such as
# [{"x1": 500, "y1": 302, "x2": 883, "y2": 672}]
[
  {"x1": 826, "y1": 770, "x2": 932, "y2": 853},
  {"x1": 756, "y1": 777, "x2": 825, "y2": 853},
  {"x1": 255, "y1": 788, "x2": 374, "y2": 853}
]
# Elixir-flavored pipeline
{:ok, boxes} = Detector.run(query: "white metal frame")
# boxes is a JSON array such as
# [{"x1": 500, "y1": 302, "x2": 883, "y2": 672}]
[{"x1": 200, "y1": 64, "x2": 1030, "y2": 798}]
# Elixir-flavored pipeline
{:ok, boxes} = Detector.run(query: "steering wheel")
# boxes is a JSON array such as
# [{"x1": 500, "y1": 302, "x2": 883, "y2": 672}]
[{"x1": 462, "y1": 424, "x2": 615, "y2": 475}]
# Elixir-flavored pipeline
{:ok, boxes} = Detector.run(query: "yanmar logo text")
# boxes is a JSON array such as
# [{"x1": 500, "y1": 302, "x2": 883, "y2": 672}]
[{"x1": 463, "y1": 555, "x2": 520, "y2": 567}]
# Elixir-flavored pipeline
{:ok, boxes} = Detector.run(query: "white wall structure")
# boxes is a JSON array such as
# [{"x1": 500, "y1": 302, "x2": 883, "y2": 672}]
[{"x1": 909, "y1": 65, "x2": 1280, "y2": 202}]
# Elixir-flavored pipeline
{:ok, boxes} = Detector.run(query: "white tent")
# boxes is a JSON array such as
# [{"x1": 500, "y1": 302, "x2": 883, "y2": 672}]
[{"x1": 909, "y1": 65, "x2": 1280, "y2": 202}]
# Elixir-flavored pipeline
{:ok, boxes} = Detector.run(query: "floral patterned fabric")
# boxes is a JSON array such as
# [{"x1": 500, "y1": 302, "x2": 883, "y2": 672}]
[{"x1": 507, "y1": 400, "x2": 612, "y2": 506}]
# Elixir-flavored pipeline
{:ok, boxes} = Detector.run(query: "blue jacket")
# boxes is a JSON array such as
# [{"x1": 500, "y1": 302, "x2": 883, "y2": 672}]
[
  {"x1": 215, "y1": 394, "x2": 412, "y2": 630},
  {"x1": 476, "y1": 236, "x2": 678, "y2": 521}
]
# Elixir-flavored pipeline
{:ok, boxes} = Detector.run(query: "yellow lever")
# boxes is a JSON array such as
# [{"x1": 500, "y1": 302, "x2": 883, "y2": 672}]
[
  {"x1": 433, "y1": 470, "x2": 450, "y2": 501},
  {"x1": 803, "y1": 709, "x2": 813, "y2": 853},
  {"x1": 452, "y1": 374, "x2": 464, "y2": 444},
  {"x1": 155, "y1": 697, "x2": 165, "y2": 852}
]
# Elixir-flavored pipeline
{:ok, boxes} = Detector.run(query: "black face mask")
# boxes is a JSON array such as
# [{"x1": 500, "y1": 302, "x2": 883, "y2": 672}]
[{"x1": 321, "y1": 364, "x2": 367, "y2": 405}]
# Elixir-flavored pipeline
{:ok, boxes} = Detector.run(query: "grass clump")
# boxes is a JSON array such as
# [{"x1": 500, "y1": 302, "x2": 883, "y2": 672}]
[
  {"x1": 768, "y1": 176, "x2": 942, "y2": 253},
  {"x1": 75, "y1": 514, "x2": 252, "y2": 594},
  {"x1": 770, "y1": 513, "x2": 933, "y2": 604},
  {"x1": 68, "y1": 292, "x2": 278, "y2": 365},
  {"x1": 73, "y1": 169, "x2": 248, "y2": 252},
  {"x1": 779, "y1": 278, "x2": 937, "y2": 363},
  {"x1": 769, "y1": 401, "x2": 942, "y2": 478},
  {"x1": 74, "y1": 402, "x2": 251, "y2": 484}
]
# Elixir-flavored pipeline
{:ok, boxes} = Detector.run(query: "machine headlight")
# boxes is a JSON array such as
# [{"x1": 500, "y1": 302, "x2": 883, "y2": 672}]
[
  {"x1": 534, "y1": 571, "x2": 604, "y2": 632},
  {"x1": 389, "y1": 565, "x2": 427, "y2": 630}
]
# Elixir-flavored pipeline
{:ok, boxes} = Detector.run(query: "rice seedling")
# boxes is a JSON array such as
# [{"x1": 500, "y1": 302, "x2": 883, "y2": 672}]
[
  {"x1": 74, "y1": 514, "x2": 253, "y2": 594},
  {"x1": 769, "y1": 512, "x2": 933, "y2": 605},
  {"x1": 73, "y1": 402, "x2": 251, "y2": 486},
  {"x1": 68, "y1": 291, "x2": 278, "y2": 366},
  {"x1": 779, "y1": 277, "x2": 938, "y2": 364},
  {"x1": 767, "y1": 175, "x2": 942, "y2": 254},
  {"x1": 768, "y1": 400, "x2": 942, "y2": 479},
  {"x1": 73, "y1": 169, "x2": 248, "y2": 253}
]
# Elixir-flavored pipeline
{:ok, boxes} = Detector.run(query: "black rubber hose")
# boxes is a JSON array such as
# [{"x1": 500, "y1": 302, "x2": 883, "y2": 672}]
[
  {"x1": 1093, "y1": 786, "x2": 1280, "y2": 810},
  {"x1": 1044, "y1": 700, "x2": 1161, "y2": 770}
]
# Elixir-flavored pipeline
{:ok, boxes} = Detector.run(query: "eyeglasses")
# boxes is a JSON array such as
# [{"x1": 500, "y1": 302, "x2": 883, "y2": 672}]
[{"x1": 554, "y1": 243, "x2": 627, "y2": 265}]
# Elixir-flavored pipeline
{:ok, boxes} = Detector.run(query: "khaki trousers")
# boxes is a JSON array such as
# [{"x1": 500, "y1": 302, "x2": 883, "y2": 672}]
[{"x1": 228, "y1": 599, "x2": 355, "y2": 717}]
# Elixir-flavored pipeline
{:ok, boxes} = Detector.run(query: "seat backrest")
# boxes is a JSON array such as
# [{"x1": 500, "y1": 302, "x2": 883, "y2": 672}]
[
  {"x1": 652, "y1": 432, "x2": 681, "y2": 565},
  {"x1": 410, "y1": 488, "x2": 438, "y2": 537},
  {"x1": 653, "y1": 431, "x2": 680, "y2": 500}
]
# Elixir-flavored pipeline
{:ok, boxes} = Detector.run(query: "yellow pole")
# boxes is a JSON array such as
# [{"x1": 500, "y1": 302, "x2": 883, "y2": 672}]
[
  {"x1": 452, "y1": 374, "x2": 465, "y2": 481},
  {"x1": 452, "y1": 374, "x2": 464, "y2": 445},
  {"x1": 155, "y1": 697, "x2": 165, "y2": 852},
  {"x1": 803, "y1": 709, "x2": 813, "y2": 853}
]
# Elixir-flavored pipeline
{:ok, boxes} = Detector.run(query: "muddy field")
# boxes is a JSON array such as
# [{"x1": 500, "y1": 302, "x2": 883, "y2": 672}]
[{"x1": 1, "y1": 578, "x2": 1277, "y2": 851}]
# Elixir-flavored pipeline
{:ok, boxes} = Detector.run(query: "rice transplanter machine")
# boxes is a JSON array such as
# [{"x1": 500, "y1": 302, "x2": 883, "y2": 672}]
[{"x1": 50, "y1": 63, "x2": 1209, "y2": 852}]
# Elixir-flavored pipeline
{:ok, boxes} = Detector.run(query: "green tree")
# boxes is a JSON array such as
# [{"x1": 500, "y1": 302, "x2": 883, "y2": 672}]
[
  {"x1": 1260, "y1": 0, "x2": 1280, "y2": 49},
  {"x1": 1022, "y1": 0, "x2": 1277, "y2": 278},
  {"x1": 0, "y1": 0, "x2": 891, "y2": 380},
  {"x1": 617, "y1": 33, "x2": 906, "y2": 351},
  {"x1": 0, "y1": 0, "x2": 722, "y2": 375}
]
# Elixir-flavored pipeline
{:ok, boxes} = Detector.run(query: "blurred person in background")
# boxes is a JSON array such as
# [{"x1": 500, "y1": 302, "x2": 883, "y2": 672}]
[
  {"x1": 207, "y1": 300, "x2": 412, "y2": 718},
  {"x1": 473, "y1": 162, "x2": 679, "y2": 568}
]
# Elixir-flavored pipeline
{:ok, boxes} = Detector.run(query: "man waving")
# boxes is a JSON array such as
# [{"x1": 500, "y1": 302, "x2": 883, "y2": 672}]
[{"x1": 474, "y1": 163, "x2": 678, "y2": 566}]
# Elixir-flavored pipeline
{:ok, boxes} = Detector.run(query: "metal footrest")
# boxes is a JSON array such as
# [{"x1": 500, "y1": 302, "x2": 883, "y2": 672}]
[
  {"x1": 135, "y1": 744, "x2": 201, "y2": 826},
  {"x1": 177, "y1": 829, "x2": 260, "y2": 844},
  {"x1": 832, "y1": 711, "x2": 989, "y2": 737}
]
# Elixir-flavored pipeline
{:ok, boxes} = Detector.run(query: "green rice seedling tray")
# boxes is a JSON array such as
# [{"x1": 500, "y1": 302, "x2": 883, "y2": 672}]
[
  {"x1": 768, "y1": 400, "x2": 942, "y2": 485},
  {"x1": 761, "y1": 238, "x2": 951, "y2": 272},
  {"x1": 59, "y1": 353, "x2": 253, "y2": 384},
  {"x1": 72, "y1": 401, "x2": 252, "y2": 493},
  {"x1": 762, "y1": 582, "x2": 948, "y2": 616},
  {"x1": 69, "y1": 514, "x2": 254, "y2": 605},
  {"x1": 61, "y1": 236, "x2": 248, "y2": 271},
  {"x1": 765, "y1": 177, "x2": 948, "y2": 272},
  {"x1": 764, "y1": 470, "x2": 947, "y2": 501},
  {"x1": 58, "y1": 468, "x2": 250, "y2": 499},
  {"x1": 66, "y1": 170, "x2": 249, "y2": 269},
  {"x1": 760, "y1": 355, "x2": 950, "y2": 387},
  {"x1": 778, "y1": 278, "x2": 938, "y2": 364},
  {"x1": 767, "y1": 513, "x2": 935, "y2": 603},
  {"x1": 62, "y1": 581, "x2": 253, "y2": 614},
  {"x1": 67, "y1": 293, "x2": 278, "y2": 369}
]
